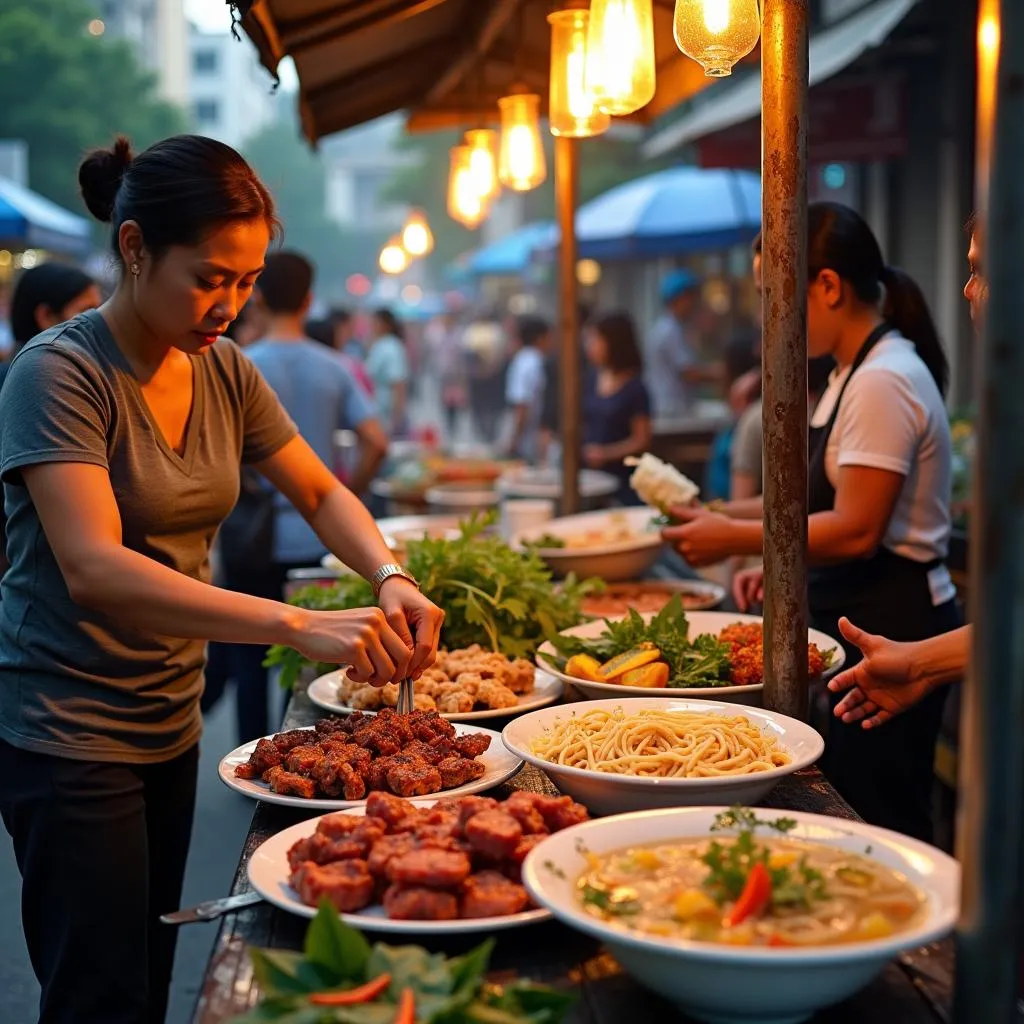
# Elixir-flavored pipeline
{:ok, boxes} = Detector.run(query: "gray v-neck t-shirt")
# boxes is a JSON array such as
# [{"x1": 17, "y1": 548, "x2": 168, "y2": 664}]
[{"x1": 0, "y1": 310, "x2": 297, "y2": 762}]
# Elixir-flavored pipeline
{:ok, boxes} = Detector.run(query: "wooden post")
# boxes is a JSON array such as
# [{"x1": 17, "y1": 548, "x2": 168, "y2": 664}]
[
  {"x1": 555, "y1": 134, "x2": 581, "y2": 516},
  {"x1": 954, "y1": 1, "x2": 1024, "y2": 1020},
  {"x1": 759, "y1": 0, "x2": 809, "y2": 719}
]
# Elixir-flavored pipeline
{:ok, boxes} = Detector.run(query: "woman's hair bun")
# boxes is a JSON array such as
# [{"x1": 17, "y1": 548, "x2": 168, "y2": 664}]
[{"x1": 78, "y1": 136, "x2": 134, "y2": 223}]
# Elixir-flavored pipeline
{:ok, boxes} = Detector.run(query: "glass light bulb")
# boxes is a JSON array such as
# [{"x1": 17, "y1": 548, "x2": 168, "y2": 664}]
[
  {"x1": 586, "y1": 0, "x2": 656, "y2": 116},
  {"x1": 548, "y1": 8, "x2": 610, "y2": 138},
  {"x1": 447, "y1": 144, "x2": 489, "y2": 228},
  {"x1": 673, "y1": 0, "x2": 761, "y2": 77},
  {"x1": 464, "y1": 129, "x2": 501, "y2": 202},
  {"x1": 401, "y1": 210, "x2": 433, "y2": 257},
  {"x1": 379, "y1": 239, "x2": 408, "y2": 275},
  {"x1": 498, "y1": 93, "x2": 547, "y2": 191}
]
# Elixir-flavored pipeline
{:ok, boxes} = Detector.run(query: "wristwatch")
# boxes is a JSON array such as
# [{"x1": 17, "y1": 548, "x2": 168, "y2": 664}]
[{"x1": 369, "y1": 563, "x2": 420, "y2": 600}]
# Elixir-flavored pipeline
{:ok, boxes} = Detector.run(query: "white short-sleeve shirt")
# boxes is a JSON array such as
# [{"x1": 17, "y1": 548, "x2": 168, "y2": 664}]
[{"x1": 810, "y1": 332, "x2": 954, "y2": 605}]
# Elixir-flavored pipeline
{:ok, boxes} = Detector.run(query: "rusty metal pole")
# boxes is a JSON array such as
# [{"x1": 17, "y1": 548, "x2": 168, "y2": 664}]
[
  {"x1": 954, "y1": 2, "x2": 1024, "y2": 1020},
  {"x1": 759, "y1": 0, "x2": 809, "y2": 720},
  {"x1": 555, "y1": 134, "x2": 581, "y2": 516}
]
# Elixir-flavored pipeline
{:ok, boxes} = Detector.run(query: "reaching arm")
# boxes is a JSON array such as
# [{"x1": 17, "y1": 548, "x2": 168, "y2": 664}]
[
  {"x1": 589, "y1": 415, "x2": 653, "y2": 466},
  {"x1": 348, "y1": 418, "x2": 389, "y2": 497}
]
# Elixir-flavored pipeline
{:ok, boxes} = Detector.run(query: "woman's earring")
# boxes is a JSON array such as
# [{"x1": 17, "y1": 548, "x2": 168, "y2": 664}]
[{"x1": 130, "y1": 261, "x2": 140, "y2": 278}]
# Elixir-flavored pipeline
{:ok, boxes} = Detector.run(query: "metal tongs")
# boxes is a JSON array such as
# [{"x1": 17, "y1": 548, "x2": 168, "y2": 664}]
[{"x1": 397, "y1": 676, "x2": 415, "y2": 714}]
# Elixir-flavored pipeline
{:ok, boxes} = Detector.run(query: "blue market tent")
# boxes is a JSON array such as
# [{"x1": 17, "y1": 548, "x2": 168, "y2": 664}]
[
  {"x1": 466, "y1": 220, "x2": 556, "y2": 277},
  {"x1": 541, "y1": 166, "x2": 761, "y2": 261},
  {"x1": 0, "y1": 177, "x2": 91, "y2": 255}
]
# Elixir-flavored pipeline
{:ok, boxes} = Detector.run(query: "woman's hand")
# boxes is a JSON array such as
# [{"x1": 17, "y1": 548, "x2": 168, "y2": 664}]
[
  {"x1": 582, "y1": 444, "x2": 606, "y2": 469},
  {"x1": 662, "y1": 504, "x2": 744, "y2": 566},
  {"x1": 732, "y1": 566, "x2": 764, "y2": 611},
  {"x1": 290, "y1": 606, "x2": 415, "y2": 686},
  {"x1": 827, "y1": 618, "x2": 933, "y2": 729},
  {"x1": 377, "y1": 578, "x2": 445, "y2": 680}
]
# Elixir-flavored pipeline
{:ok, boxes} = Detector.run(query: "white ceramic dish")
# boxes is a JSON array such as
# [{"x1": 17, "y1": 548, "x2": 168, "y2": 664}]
[
  {"x1": 578, "y1": 578, "x2": 726, "y2": 616},
  {"x1": 425, "y1": 483, "x2": 500, "y2": 511},
  {"x1": 523, "y1": 807, "x2": 959, "y2": 1024},
  {"x1": 511, "y1": 506, "x2": 664, "y2": 582},
  {"x1": 218, "y1": 723, "x2": 522, "y2": 810},
  {"x1": 248, "y1": 801, "x2": 551, "y2": 933},
  {"x1": 497, "y1": 466, "x2": 620, "y2": 500},
  {"x1": 535, "y1": 611, "x2": 845, "y2": 707},
  {"x1": 307, "y1": 668, "x2": 563, "y2": 722},
  {"x1": 502, "y1": 697, "x2": 824, "y2": 815}
]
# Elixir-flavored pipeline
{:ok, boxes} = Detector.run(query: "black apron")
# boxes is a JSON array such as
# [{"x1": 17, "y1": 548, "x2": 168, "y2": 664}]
[{"x1": 808, "y1": 323, "x2": 960, "y2": 842}]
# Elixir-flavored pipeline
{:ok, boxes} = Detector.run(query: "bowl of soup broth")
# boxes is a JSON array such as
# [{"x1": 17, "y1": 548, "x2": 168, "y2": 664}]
[{"x1": 522, "y1": 806, "x2": 959, "y2": 1024}]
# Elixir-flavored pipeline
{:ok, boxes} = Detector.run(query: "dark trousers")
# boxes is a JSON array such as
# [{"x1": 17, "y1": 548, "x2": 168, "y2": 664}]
[
  {"x1": 215, "y1": 559, "x2": 313, "y2": 744},
  {"x1": 0, "y1": 740, "x2": 199, "y2": 1024}
]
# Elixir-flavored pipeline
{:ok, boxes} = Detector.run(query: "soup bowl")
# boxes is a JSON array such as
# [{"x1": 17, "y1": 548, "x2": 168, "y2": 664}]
[{"x1": 522, "y1": 806, "x2": 959, "y2": 1024}]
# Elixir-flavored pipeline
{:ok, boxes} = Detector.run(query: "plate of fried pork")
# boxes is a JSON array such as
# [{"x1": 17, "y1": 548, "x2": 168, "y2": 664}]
[
  {"x1": 218, "y1": 708, "x2": 523, "y2": 810},
  {"x1": 247, "y1": 790, "x2": 589, "y2": 932}
]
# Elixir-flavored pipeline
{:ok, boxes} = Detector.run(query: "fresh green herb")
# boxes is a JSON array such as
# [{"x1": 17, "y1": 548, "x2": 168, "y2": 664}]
[
  {"x1": 580, "y1": 883, "x2": 641, "y2": 917},
  {"x1": 702, "y1": 807, "x2": 828, "y2": 911},
  {"x1": 264, "y1": 513, "x2": 599, "y2": 688},
  {"x1": 230, "y1": 902, "x2": 574, "y2": 1024},
  {"x1": 521, "y1": 533, "x2": 566, "y2": 550},
  {"x1": 544, "y1": 595, "x2": 733, "y2": 689}
]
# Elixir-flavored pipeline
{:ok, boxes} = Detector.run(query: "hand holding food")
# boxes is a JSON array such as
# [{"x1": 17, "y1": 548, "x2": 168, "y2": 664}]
[
  {"x1": 291, "y1": 607, "x2": 413, "y2": 686},
  {"x1": 376, "y1": 577, "x2": 445, "y2": 680},
  {"x1": 625, "y1": 452, "x2": 700, "y2": 512},
  {"x1": 661, "y1": 504, "x2": 741, "y2": 567},
  {"x1": 733, "y1": 566, "x2": 765, "y2": 611}
]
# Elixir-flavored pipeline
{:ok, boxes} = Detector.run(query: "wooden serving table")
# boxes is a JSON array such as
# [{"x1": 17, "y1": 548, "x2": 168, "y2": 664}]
[{"x1": 193, "y1": 683, "x2": 954, "y2": 1024}]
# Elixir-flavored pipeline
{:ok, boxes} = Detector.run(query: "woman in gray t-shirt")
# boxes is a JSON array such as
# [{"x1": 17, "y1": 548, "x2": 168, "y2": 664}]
[{"x1": 0, "y1": 135, "x2": 443, "y2": 1024}]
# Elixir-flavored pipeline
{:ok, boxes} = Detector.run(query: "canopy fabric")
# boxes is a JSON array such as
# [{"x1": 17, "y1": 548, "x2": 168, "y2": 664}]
[
  {"x1": 0, "y1": 177, "x2": 91, "y2": 254},
  {"x1": 539, "y1": 166, "x2": 761, "y2": 261},
  {"x1": 467, "y1": 221, "x2": 555, "y2": 277},
  {"x1": 235, "y1": 0, "x2": 749, "y2": 141},
  {"x1": 642, "y1": 0, "x2": 918, "y2": 158}
]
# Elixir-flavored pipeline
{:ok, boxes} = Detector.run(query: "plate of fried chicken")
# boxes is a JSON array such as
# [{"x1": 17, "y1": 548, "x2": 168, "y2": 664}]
[
  {"x1": 247, "y1": 790, "x2": 589, "y2": 932},
  {"x1": 218, "y1": 709, "x2": 523, "y2": 810}
]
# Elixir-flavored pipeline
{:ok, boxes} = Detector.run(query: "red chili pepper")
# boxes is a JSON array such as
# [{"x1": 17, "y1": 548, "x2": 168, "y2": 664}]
[
  {"x1": 723, "y1": 862, "x2": 772, "y2": 928},
  {"x1": 309, "y1": 972, "x2": 392, "y2": 1006},
  {"x1": 394, "y1": 986, "x2": 415, "y2": 1024},
  {"x1": 767, "y1": 933, "x2": 793, "y2": 947}
]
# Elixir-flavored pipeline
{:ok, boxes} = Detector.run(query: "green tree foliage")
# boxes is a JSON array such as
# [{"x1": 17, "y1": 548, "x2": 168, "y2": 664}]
[
  {"x1": 0, "y1": 0, "x2": 186, "y2": 213},
  {"x1": 242, "y1": 116, "x2": 389, "y2": 301}
]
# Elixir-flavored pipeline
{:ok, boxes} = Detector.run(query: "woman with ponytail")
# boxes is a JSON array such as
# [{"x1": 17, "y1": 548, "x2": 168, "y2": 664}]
[{"x1": 665, "y1": 201, "x2": 958, "y2": 842}]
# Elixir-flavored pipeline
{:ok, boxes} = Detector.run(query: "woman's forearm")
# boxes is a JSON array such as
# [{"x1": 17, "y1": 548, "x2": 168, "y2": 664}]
[
  {"x1": 309, "y1": 483, "x2": 394, "y2": 579},
  {"x1": 721, "y1": 496, "x2": 764, "y2": 519},
  {"x1": 915, "y1": 626, "x2": 971, "y2": 688}
]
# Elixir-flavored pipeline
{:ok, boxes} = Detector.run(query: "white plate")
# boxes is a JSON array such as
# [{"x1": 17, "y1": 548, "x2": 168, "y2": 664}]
[
  {"x1": 502, "y1": 697, "x2": 824, "y2": 815},
  {"x1": 248, "y1": 802, "x2": 551, "y2": 933},
  {"x1": 579, "y1": 578, "x2": 726, "y2": 616},
  {"x1": 307, "y1": 668, "x2": 563, "y2": 722},
  {"x1": 511, "y1": 507, "x2": 665, "y2": 583},
  {"x1": 536, "y1": 610, "x2": 845, "y2": 706},
  {"x1": 497, "y1": 467, "x2": 620, "y2": 500},
  {"x1": 523, "y1": 807, "x2": 959, "y2": 1024},
  {"x1": 218, "y1": 723, "x2": 522, "y2": 810}
]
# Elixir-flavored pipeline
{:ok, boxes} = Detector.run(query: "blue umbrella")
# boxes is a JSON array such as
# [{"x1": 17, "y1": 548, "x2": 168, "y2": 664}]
[
  {"x1": 0, "y1": 176, "x2": 91, "y2": 255},
  {"x1": 467, "y1": 220, "x2": 556, "y2": 277},
  {"x1": 549, "y1": 166, "x2": 761, "y2": 261}
]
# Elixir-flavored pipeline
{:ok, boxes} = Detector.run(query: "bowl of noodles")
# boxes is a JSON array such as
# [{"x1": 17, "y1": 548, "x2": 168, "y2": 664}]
[
  {"x1": 501, "y1": 697, "x2": 824, "y2": 815},
  {"x1": 522, "y1": 806, "x2": 959, "y2": 1024}
]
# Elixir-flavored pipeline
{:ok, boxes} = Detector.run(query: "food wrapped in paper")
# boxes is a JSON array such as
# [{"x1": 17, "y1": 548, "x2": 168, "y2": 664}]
[{"x1": 625, "y1": 453, "x2": 700, "y2": 512}]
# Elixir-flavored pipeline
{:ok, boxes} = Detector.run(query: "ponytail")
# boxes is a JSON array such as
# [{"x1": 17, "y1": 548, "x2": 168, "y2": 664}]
[{"x1": 879, "y1": 265, "x2": 949, "y2": 397}]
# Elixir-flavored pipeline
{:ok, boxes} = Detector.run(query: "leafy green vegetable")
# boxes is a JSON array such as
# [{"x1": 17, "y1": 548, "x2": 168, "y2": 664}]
[
  {"x1": 543, "y1": 595, "x2": 733, "y2": 689},
  {"x1": 228, "y1": 903, "x2": 574, "y2": 1024},
  {"x1": 702, "y1": 807, "x2": 828, "y2": 912},
  {"x1": 264, "y1": 514, "x2": 598, "y2": 689},
  {"x1": 580, "y1": 882, "x2": 640, "y2": 917}
]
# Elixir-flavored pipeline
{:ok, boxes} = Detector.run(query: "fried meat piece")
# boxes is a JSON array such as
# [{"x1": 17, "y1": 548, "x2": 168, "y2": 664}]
[
  {"x1": 263, "y1": 766, "x2": 317, "y2": 799},
  {"x1": 365, "y1": 792, "x2": 415, "y2": 830},
  {"x1": 437, "y1": 756, "x2": 486, "y2": 789},
  {"x1": 389, "y1": 848, "x2": 472, "y2": 888},
  {"x1": 365, "y1": 757, "x2": 394, "y2": 792},
  {"x1": 453, "y1": 733, "x2": 491, "y2": 759},
  {"x1": 502, "y1": 792, "x2": 548, "y2": 835},
  {"x1": 461, "y1": 870, "x2": 530, "y2": 919},
  {"x1": 451, "y1": 796, "x2": 499, "y2": 828},
  {"x1": 286, "y1": 828, "x2": 379, "y2": 871},
  {"x1": 367, "y1": 832, "x2": 418, "y2": 880},
  {"x1": 314, "y1": 751, "x2": 368, "y2": 800},
  {"x1": 532, "y1": 794, "x2": 590, "y2": 832},
  {"x1": 402, "y1": 739, "x2": 446, "y2": 765},
  {"x1": 234, "y1": 738, "x2": 282, "y2": 779},
  {"x1": 386, "y1": 758, "x2": 443, "y2": 798},
  {"x1": 475, "y1": 680, "x2": 518, "y2": 710},
  {"x1": 285, "y1": 744, "x2": 324, "y2": 775},
  {"x1": 436, "y1": 690, "x2": 475, "y2": 715},
  {"x1": 509, "y1": 832, "x2": 548, "y2": 865},
  {"x1": 291, "y1": 859, "x2": 374, "y2": 913},
  {"x1": 382, "y1": 884, "x2": 459, "y2": 921},
  {"x1": 318, "y1": 813, "x2": 386, "y2": 848},
  {"x1": 405, "y1": 709, "x2": 456, "y2": 742},
  {"x1": 272, "y1": 729, "x2": 318, "y2": 754},
  {"x1": 314, "y1": 716, "x2": 355, "y2": 737},
  {"x1": 352, "y1": 717, "x2": 404, "y2": 756},
  {"x1": 463, "y1": 811, "x2": 523, "y2": 860}
]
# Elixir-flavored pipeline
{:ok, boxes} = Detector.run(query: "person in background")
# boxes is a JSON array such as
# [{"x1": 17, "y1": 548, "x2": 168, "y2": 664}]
[
  {"x1": 464, "y1": 313, "x2": 508, "y2": 447},
  {"x1": 539, "y1": 302, "x2": 591, "y2": 466},
  {"x1": 432, "y1": 311, "x2": 468, "y2": 441},
  {"x1": 365, "y1": 308, "x2": 409, "y2": 437},
  {"x1": 222, "y1": 251, "x2": 388, "y2": 743},
  {"x1": 327, "y1": 306, "x2": 356, "y2": 355},
  {"x1": 505, "y1": 314, "x2": 549, "y2": 462},
  {"x1": 581, "y1": 311, "x2": 652, "y2": 503},
  {"x1": 667, "y1": 201, "x2": 958, "y2": 842},
  {"x1": 705, "y1": 333, "x2": 760, "y2": 502},
  {"x1": 646, "y1": 269, "x2": 721, "y2": 420},
  {"x1": 305, "y1": 315, "x2": 374, "y2": 397},
  {"x1": 0, "y1": 264, "x2": 101, "y2": 388},
  {"x1": 227, "y1": 296, "x2": 267, "y2": 348}
]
